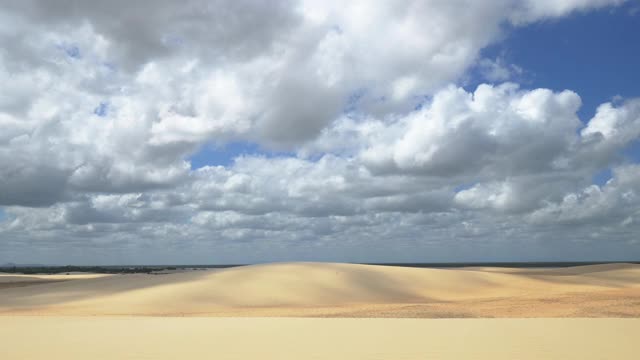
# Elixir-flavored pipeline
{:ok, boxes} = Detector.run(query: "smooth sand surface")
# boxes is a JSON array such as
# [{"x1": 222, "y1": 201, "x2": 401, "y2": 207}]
[
  {"x1": 1, "y1": 262, "x2": 639, "y2": 317},
  {"x1": 1, "y1": 317, "x2": 638, "y2": 359},
  {"x1": 2, "y1": 263, "x2": 638, "y2": 359}
]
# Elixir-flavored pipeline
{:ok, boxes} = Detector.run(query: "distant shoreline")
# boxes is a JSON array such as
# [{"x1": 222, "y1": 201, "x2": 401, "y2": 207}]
[{"x1": 1, "y1": 261, "x2": 639, "y2": 274}]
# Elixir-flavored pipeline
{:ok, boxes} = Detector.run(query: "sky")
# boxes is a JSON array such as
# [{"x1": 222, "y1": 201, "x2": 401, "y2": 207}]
[{"x1": 1, "y1": 0, "x2": 640, "y2": 265}]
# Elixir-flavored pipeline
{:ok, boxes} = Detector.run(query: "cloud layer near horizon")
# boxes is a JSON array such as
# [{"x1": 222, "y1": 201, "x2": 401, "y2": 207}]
[{"x1": 1, "y1": 0, "x2": 639, "y2": 264}]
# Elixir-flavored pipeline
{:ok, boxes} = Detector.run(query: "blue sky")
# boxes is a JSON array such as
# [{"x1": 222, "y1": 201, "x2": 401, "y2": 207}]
[
  {"x1": 485, "y1": 4, "x2": 640, "y2": 120},
  {"x1": 2, "y1": 1, "x2": 640, "y2": 264},
  {"x1": 190, "y1": 4, "x2": 640, "y2": 171},
  {"x1": 189, "y1": 142, "x2": 262, "y2": 168},
  {"x1": 492, "y1": 4, "x2": 640, "y2": 184}
]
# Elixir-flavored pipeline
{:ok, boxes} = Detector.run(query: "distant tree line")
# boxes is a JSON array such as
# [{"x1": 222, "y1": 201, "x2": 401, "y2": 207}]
[
  {"x1": 0, "y1": 265, "x2": 176, "y2": 274},
  {"x1": 0, "y1": 264, "x2": 241, "y2": 274}
]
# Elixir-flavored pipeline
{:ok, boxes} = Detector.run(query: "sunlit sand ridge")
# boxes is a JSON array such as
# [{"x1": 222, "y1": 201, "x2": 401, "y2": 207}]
[
  {"x1": 2, "y1": 263, "x2": 639, "y2": 359},
  {"x1": 1, "y1": 262, "x2": 639, "y2": 317}
]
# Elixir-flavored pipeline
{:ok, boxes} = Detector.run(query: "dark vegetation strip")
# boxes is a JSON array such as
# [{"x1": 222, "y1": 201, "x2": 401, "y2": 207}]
[
  {"x1": 0, "y1": 265, "x2": 243, "y2": 274},
  {"x1": 1, "y1": 261, "x2": 638, "y2": 274}
]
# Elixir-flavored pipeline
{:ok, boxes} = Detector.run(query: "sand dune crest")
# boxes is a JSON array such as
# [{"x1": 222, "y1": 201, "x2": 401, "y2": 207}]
[{"x1": 1, "y1": 262, "x2": 639, "y2": 317}]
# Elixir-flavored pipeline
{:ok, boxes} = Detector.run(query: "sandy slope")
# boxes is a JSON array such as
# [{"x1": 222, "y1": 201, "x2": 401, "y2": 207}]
[
  {"x1": 1, "y1": 317, "x2": 638, "y2": 359},
  {"x1": 1, "y1": 262, "x2": 639, "y2": 317},
  {"x1": 2, "y1": 263, "x2": 639, "y2": 359}
]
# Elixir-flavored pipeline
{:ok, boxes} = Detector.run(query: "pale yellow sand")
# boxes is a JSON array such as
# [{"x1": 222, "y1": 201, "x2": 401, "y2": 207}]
[
  {"x1": 0, "y1": 317, "x2": 637, "y2": 359},
  {"x1": 1, "y1": 262, "x2": 639, "y2": 317},
  {"x1": 2, "y1": 263, "x2": 639, "y2": 359},
  {"x1": 0, "y1": 273, "x2": 110, "y2": 283}
]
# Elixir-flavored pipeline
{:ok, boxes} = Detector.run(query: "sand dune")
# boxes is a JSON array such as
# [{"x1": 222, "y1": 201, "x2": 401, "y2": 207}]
[
  {"x1": 2, "y1": 263, "x2": 639, "y2": 359},
  {"x1": 1, "y1": 262, "x2": 639, "y2": 317}
]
